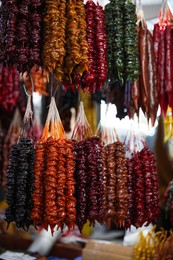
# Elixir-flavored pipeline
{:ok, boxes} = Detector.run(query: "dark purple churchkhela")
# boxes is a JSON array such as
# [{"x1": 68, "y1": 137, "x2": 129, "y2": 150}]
[
  {"x1": 0, "y1": 0, "x2": 43, "y2": 72},
  {"x1": 85, "y1": 137, "x2": 99, "y2": 226},
  {"x1": 125, "y1": 157, "x2": 135, "y2": 228},
  {"x1": 74, "y1": 140, "x2": 88, "y2": 232},
  {"x1": 133, "y1": 151, "x2": 145, "y2": 227},
  {"x1": 74, "y1": 136, "x2": 105, "y2": 231},
  {"x1": 5, "y1": 137, "x2": 35, "y2": 230},
  {"x1": 140, "y1": 146, "x2": 160, "y2": 224},
  {"x1": 0, "y1": 66, "x2": 19, "y2": 111}
]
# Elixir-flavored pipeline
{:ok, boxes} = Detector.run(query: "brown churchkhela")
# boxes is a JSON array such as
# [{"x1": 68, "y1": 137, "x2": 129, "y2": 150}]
[
  {"x1": 105, "y1": 143, "x2": 116, "y2": 225},
  {"x1": 44, "y1": 0, "x2": 66, "y2": 77},
  {"x1": 139, "y1": 27, "x2": 150, "y2": 114},
  {"x1": 114, "y1": 141, "x2": 128, "y2": 227},
  {"x1": 129, "y1": 24, "x2": 158, "y2": 125},
  {"x1": 147, "y1": 30, "x2": 158, "y2": 126}
]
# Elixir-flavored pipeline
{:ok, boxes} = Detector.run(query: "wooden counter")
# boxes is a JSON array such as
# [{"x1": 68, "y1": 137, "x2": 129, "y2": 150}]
[{"x1": 0, "y1": 234, "x2": 82, "y2": 259}]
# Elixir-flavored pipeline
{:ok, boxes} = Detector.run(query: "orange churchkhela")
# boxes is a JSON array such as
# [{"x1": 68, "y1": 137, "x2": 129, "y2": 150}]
[{"x1": 31, "y1": 97, "x2": 76, "y2": 234}]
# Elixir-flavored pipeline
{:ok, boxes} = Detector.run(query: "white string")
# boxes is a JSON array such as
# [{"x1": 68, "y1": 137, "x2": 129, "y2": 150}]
[
  {"x1": 23, "y1": 96, "x2": 33, "y2": 124},
  {"x1": 136, "y1": 0, "x2": 145, "y2": 24},
  {"x1": 167, "y1": 0, "x2": 173, "y2": 17},
  {"x1": 160, "y1": 0, "x2": 168, "y2": 22},
  {"x1": 45, "y1": 97, "x2": 54, "y2": 127},
  {"x1": 30, "y1": 74, "x2": 35, "y2": 93},
  {"x1": 23, "y1": 83, "x2": 30, "y2": 97},
  {"x1": 98, "y1": 0, "x2": 104, "y2": 8},
  {"x1": 71, "y1": 101, "x2": 92, "y2": 140}
]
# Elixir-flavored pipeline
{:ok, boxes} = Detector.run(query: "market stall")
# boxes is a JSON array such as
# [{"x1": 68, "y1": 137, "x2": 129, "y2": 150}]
[{"x1": 0, "y1": 0, "x2": 173, "y2": 259}]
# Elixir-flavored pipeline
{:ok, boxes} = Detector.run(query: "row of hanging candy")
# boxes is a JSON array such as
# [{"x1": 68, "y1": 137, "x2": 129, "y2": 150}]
[
  {"x1": 125, "y1": 0, "x2": 173, "y2": 125},
  {"x1": 0, "y1": 0, "x2": 106, "y2": 113},
  {"x1": 5, "y1": 96, "x2": 80, "y2": 233},
  {"x1": 1, "y1": 0, "x2": 173, "y2": 123},
  {"x1": 5, "y1": 98, "x2": 160, "y2": 234},
  {"x1": 0, "y1": 65, "x2": 48, "y2": 113},
  {"x1": 0, "y1": 0, "x2": 107, "y2": 93},
  {"x1": 0, "y1": 105, "x2": 43, "y2": 189},
  {"x1": 163, "y1": 178, "x2": 173, "y2": 227},
  {"x1": 105, "y1": 0, "x2": 173, "y2": 124},
  {"x1": 0, "y1": 73, "x2": 44, "y2": 189},
  {"x1": 153, "y1": 0, "x2": 173, "y2": 116}
]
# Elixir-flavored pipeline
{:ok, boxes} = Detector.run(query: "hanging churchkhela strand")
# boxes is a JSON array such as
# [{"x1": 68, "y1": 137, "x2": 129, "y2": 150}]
[
  {"x1": 153, "y1": 4, "x2": 173, "y2": 115},
  {"x1": 73, "y1": 139, "x2": 88, "y2": 232},
  {"x1": 2, "y1": 108, "x2": 21, "y2": 188},
  {"x1": 105, "y1": 0, "x2": 125, "y2": 85},
  {"x1": 5, "y1": 96, "x2": 35, "y2": 230},
  {"x1": 64, "y1": 139, "x2": 76, "y2": 230},
  {"x1": 31, "y1": 97, "x2": 77, "y2": 234},
  {"x1": 114, "y1": 141, "x2": 128, "y2": 227},
  {"x1": 124, "y1": 130, "x2": 160, "y2": 228},
  {"x1": 0, "y1": 65, "x2": 20, "y2": 112},
  {"x1": 31, "y1": 140, "x2": 46, "y2": 227}
]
